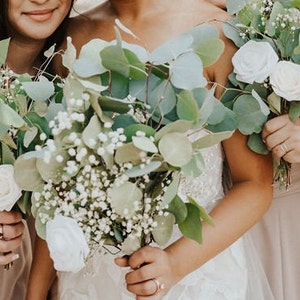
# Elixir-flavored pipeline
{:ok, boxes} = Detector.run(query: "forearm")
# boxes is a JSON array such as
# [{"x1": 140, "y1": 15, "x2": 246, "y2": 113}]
[
  {"x1": 165, "y1": 179, "x2": 273, "y2": 281},
  {"x1": 26, "y1": 236, "x2": 56, "y2": 300}
]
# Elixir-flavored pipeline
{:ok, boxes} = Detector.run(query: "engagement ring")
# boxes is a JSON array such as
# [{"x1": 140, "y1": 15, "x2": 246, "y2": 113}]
[{"x1": 151, "y1": 279, "x2": 165, "y2": 295}]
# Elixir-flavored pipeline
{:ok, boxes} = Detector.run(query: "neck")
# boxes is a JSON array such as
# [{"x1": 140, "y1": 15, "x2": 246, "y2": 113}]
[
  {"x1": 6, "y1": 38, "x2": 45, "y2": 75},
  {"x1": 108, "y1": 0, "x2": 173, "y2": 20}
]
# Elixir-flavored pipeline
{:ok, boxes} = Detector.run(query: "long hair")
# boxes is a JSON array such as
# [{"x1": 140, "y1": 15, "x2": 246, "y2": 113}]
[{"x1": 0, "y1": 1, "x2": 74, "y2": 58}]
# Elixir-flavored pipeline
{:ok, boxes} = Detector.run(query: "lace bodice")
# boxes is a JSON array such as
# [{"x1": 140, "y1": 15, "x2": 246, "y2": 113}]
[{"x1": 178, "y1": 130, "x2": 224, "y2": 212}]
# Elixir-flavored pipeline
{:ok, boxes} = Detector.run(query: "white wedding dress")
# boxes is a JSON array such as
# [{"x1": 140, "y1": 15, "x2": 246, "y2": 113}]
[{"x1": 58, "y1": 132, "x2": 274, "y2": 300}]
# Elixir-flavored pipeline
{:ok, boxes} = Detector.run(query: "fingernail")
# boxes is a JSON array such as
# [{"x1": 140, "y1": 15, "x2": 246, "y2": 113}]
[{"x1": 12, "y1": 254, "x2": 19, "y2": 261}]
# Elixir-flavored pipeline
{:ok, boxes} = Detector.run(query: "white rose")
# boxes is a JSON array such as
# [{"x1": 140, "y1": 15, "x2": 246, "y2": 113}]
[
  {"x1": 46, "y1": 215, "x2": 90, "y2": 272},
  {"x1": 270, "y1": 61, "x2": 300, "y2": 101},
  {"x1": 0, "y1": 165, "x2": 22, "y2": 211},
  {"x1": 232, "y1": 40, "x2": 278, "y2": 84}
]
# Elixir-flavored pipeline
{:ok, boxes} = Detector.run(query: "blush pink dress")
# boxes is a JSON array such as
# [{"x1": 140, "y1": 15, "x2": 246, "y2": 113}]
[{"x1": 250, "y1": 163, "x2": 300, "y2": 300}]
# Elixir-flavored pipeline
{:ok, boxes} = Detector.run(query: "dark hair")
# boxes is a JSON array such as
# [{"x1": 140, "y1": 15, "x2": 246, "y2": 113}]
[{"x1": 0, "y1": 1, "x2": 74, "y2": 59}]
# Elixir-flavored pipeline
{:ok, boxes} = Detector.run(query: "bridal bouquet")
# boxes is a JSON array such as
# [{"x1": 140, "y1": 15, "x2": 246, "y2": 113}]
[
  {"x1": 223, "y1": 0, "x2": 300, "y2": 189},
  {"x1": 15, "y1": 25, "x2": 236, "y2": 272},
  {"x1": 0, "y1": 38, "x2": 59, "y2": 268}
]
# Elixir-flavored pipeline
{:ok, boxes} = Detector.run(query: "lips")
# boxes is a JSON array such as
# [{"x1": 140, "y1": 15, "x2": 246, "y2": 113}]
[{"x1": 23, "y1": 9, "x2": 56, "y2": 22}]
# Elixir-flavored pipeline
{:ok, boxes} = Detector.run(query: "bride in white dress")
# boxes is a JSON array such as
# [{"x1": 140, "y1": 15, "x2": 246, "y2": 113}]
[
  {"x1": 26, "y1": 1, "x2": 275, "y2": 299},
  {"x1": 58, "y1": 134, "x2": 274, "y2": 300}
]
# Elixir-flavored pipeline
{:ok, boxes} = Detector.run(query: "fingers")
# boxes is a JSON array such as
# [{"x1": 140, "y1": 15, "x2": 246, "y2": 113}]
[
  {"x1": 262, "y1": 115, "x2": 289, "y2": 142},
  {"x1": 0, "y1": 234, "x2": 23, "y2": 253},
  {"x1": 114, "y1": 256, "x2": 129, "y2": 267},
  {"x1": 262, "y1": 115, "x2": 300, "y2": 163},
  {"x1": 0, "y1": 251, "x2": 20, "y2": 266},
  {"x1": 0, "y1": 211, "x2": 23, "y2": 225},
  {"x1": 2, "y1": 221, "x2": 25, "y2": 240},
  {"x1": 122, "y1": 246, "x2": 170, "y2": 299}
]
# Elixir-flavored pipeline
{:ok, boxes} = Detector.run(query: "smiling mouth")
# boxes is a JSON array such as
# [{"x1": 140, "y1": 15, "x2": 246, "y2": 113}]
[{"x1": 24, "y1": 9, "x2": 56, "y2": 22}]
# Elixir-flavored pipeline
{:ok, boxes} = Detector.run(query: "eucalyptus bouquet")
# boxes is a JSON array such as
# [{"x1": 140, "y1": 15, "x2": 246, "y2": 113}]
[
  {"x1": 0, "y1": 38, "x2": 60, "y2": 268},
  {"x1": 223, "y1": 0, "x2": 300, "y2": 189},
  {"x1": 15, "y1": 25, "x2": 236, "y2": 273}
]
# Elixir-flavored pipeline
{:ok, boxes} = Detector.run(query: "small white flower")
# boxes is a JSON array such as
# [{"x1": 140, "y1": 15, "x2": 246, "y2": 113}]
[
  {"x1": 0, "y1": 165, "x2": 22, "y2": 211},
  {"x1": 232, "y1": 40, "x2": 278, "y2": 84},
  {"x1": 46, "y1": 215, "x2": 90, "y2": 272},
  {"x1": 270, "y1": 60, "x2": 300, "y2": 101}
]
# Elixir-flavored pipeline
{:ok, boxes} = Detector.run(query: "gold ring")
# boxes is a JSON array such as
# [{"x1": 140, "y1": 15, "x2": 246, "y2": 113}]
[
  {"x1": 151, "y1": 279, "x2": 165, "y2": 295},
  {"x1": 280, "y1": 143, "x2": 289, "y2": 155}
]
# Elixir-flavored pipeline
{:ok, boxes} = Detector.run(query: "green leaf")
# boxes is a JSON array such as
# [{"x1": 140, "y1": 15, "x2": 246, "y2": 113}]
[
  {"x1": 292, "y1": 0, "x2": 300, "y2": 9},
  {"x1": 188, "y1": 196, "x2": 214, "y2": 226},
  {"x1": 23, "y1": 126, "x2": 38, "y2": 148},
  {"x1": 101, "y1": 44, "x2": 131, "y2": 78},
  {"x1": 82, "y1": 115, "x2": 102, "y2": 149},
  {"x1": 192, "y1": 131, "x2": 233, "y2": 149},
  {"x1": 123, "y1": 124, "x2": 156, "y2": 142},
  {"x1": 180, "y1": 152, "x2": 205, "y2": 177},
  {"x1": 194, "y1": 38, "x2": 225, "y2": 67},
  {"x1": 14, "y1": 155, "x2": 44, "y2": 191},
  {"x1": 0, "y1": 38, "x2": 10, "y2": 66},
  {"x1": 178, "y1": 203, "x2": 203, "y2": 244},
  {"x1": 226, "y1": 0, "x2": 247, "y2": 14},
  {"x1": 170, "y1": 52, "x2": 206, "y2": 89},
  {"x1": 161, "y1": 174, "x2": 180, "y2": 208},
  {"x1": 159, "y1": 132, "x2": 193, "y2": 167},
  {"x1": 0, "y1": 102, "x2": 25, "y2": 132},
  {"x1": 115, "y1": 143, "x2": 143, "y2": 165},
  {"x1": 125, "y1": 161, "x2": 162, "y2": 178},
  {"x1": 247, "y1": 133, "x2": 269, "y2": 155},
  {"x1": 155, "y1": 120, "x2": 194, "y2": 141},
  {"x1": 176, "y1": 90, "x2": 199, "y2": 122},
  {"x1": 108, "y1": 182, "x2": 143, "y2": 218},
  {"x1": 22, "y1": 76, "x2": 55, "y2": 101},
  {"x1": 1, "y1": 142, "x2": 15, "y2": 164},
  {"x1": 233, "y1": 94, "x2": 268, "y2": 135},
  {"x1": 152, "y1": 214, "x2": 175, "y2": 246},
  {"x1": 17, "y1": 191, "x2": 32, "y2": 217},
  {"x1": 149, "y1": 33, "x2": 193, "y2": 64},
  {"x1": 166, "y1": 195, "x2": 188, "y2": 224},
  {"x1": 62, "y1": 37, "x2": 77, "y2": 71},
  {"x1": 289, "y1": 101, "x2": 300, "y2": 120},
  {"x1": 132, "y1": 136, "x2": 158, "y2": 153},
  {"x1": 73, "y1": 58, "x2": 104, "y2": 78}
]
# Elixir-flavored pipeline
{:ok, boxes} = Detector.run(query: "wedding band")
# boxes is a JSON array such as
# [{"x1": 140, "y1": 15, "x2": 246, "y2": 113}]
[
  {"x1": 151, "y1": 279, "x2": 165, "y2": 295},
  {"x1": 280, "y1": 142, "x2": 289, "y2": 155}
]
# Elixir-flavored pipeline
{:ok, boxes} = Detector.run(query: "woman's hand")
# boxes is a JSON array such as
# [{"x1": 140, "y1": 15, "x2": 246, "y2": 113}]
[
  {"x1": 0, "y1": 211, "x2": 24, "y2": 265},
  {"x1": 115, "y1": 246, "x2": 178, "y2": 300},
  {"x1": 262, "y1": 114, "x2": 300, "y2": 163}
]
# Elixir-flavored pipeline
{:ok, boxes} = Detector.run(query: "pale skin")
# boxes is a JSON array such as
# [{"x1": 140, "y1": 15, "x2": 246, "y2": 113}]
[
  {"x1": 28, "y1": 0, "x2": 274, "y2": 299},
  {"x1": 0, "y1": 0, "x2": 72, "y2": 266},
  {"x1": 262, "y1": 115, "x2": 300, "y2": 164}
]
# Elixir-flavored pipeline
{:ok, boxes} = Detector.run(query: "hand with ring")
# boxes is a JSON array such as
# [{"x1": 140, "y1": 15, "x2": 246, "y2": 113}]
[
  {"x1": 0, "y1": 211, "x2": 24, "y2": 266},
  {"x1": 115, "y1": 246, "x2": 177, "y2": 299},
  {"x1": 262, "y1": 114, "x2": 300, "y2": 163}
]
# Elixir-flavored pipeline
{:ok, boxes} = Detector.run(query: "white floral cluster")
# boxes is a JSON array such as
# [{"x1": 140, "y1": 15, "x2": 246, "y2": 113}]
[
  {"x1": 238, "y1": 0, "x2": 300, "y2": 39},
  {"x1": 34, "y1": 113, "x2": 169, "y2": 256}
]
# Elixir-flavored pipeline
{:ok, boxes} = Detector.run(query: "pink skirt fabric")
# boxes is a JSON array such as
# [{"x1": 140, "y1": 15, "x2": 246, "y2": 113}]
[{"x1": 249, "y1": 163, "x2": 300, "y2": 300}]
